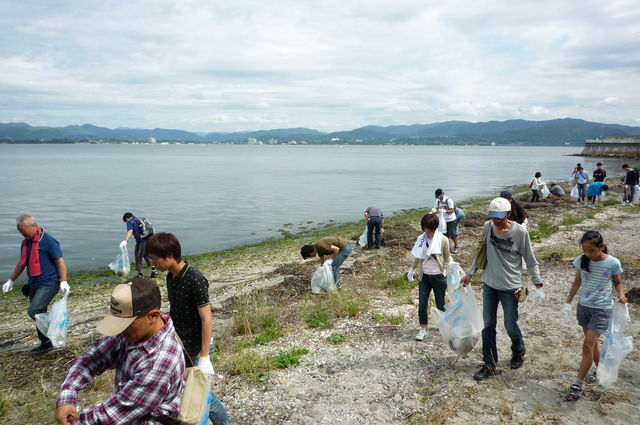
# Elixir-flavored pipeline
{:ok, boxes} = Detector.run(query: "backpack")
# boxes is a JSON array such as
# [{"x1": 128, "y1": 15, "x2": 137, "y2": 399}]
[{"x1": 137, "y1": 216, "x2": 155, "y2": 238}]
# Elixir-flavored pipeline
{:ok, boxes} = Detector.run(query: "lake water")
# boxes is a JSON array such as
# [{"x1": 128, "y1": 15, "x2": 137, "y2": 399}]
[{"x1": 0, "y1": 143, "x2": 618, "y2": 277}]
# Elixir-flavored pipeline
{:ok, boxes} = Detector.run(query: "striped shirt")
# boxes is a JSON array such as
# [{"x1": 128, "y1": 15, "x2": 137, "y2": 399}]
[
  {"x1": 573, "y1": 254, "x2": 623, "y2": 310},
  {"x1": 57, "y1": 315, "x2": 185, "y2": 424}
]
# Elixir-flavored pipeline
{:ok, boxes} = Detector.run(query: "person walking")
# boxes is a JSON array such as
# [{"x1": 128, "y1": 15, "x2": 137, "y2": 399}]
[
  {"x1": 301, "y1": 237, "x2": 353, "y2": 288},
  {"x1": 499, "y1": 190, "x2": 526, "y2": 225},
  {"x1": 145, "y1": 233, "x2": 233, "y2": 425},
  {"x1": 364, "y1": 206, "x2": 383, "y2": 249},
  {"x1": 574, "y1": 166, "x2": 589, "y2": 204},
  {"x1": 592, "y1": 162, "x2": 607, "y2": 182},
  {"x1": 409, "y1": 213, "x2": 452, "y2": 341},
  {"x1": 562, "y1": 231, "x2": 627, "y2": 402},
  {"x1": 461, "y1": 197, "x2": 545, "y2": 381},
  {"x1": 530, "y1": 172, "x2": 544, "y2": 202},
  {"x1": 621, "y1": 164, "x2": 639, "y2": 206},
  {"x1": 3, "y1": 214, "x2": 70, "y2": 353},
  {"x1": 121, "y1": 212, "x2": 158, "y2": 278},
  {"x1": 434, "y1": 189, "x2": 459, "y2": 253}
]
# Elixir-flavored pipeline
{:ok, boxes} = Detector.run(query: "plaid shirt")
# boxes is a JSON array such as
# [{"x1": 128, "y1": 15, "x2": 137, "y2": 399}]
[{"x1": 57, "y1": 315, "x2": 185, "y2": 424}]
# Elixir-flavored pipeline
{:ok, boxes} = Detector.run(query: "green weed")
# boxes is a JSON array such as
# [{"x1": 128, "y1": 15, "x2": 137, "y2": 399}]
[
  {"x1": 326, "y1": 332, "x2": 349, "y2": 344},
  {"x1": 601, "y1": 199, "x2": 618, "y2": 206},
  {"x1": 370, "y1": 311, "x2": 404, "y2": 325},
  {"x1": 529, "y1": 216, "x2": 559, "y2": 242},
  {"x1": 327, "y1": 292, "x2": 369, "y2": 318},
  {"x1": 304, "y1": 308, "x2": 333, "y2": 329},
  {"x1": 233, "y1": 294, "x2": 281, "y2": 335},
  {"x1": 254, "y1": 326, "x2": 285, "y2": 345},
  {"x1": 220, "y1": 351, "x2": 273, "y2": 381},
  {"x1": 272, "y1": 347, "x2": 309, "y2": 368}
]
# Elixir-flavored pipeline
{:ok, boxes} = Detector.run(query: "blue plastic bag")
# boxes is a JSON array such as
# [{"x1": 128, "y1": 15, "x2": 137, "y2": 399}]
[{"x1": 109, "y1": 244, "x2": 131, "y2": 277}]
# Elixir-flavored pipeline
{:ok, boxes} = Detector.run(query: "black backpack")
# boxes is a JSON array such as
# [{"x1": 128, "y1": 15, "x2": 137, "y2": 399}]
[{"x1": 137, "y1": 217, "x2": 155, "y2": 238}]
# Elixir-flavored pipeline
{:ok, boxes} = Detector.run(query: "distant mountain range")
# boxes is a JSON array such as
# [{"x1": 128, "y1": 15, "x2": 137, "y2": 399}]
[{"x1": 2, "y1": 118, "x2": 640, "y2": 145}]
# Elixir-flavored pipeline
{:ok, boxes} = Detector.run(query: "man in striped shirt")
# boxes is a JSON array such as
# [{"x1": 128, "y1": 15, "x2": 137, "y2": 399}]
[{"x1": 55, "y1": 278, "x2": 185, "y2": 425}]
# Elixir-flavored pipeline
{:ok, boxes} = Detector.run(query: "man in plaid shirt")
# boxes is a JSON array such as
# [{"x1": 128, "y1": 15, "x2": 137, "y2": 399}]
[{"x1": 55, "y1": 278, "x2": 185, "y2": 425}]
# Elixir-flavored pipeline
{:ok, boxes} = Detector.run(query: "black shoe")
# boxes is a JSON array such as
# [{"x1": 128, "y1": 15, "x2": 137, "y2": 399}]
[
  {"x1": 150, "y1": 269, "x2": 158, "y2": 278},
  {"x1": 473, "y1": 364, "x2": 500, "y2": 381},
  {"x1": 510, "y1": 353, "x2": 525, "y2": 369},
  {"x1": 374, "y1": 246, "x2": 380, "y2": 249},
  {"x1": 135, "y1": 272, "x2": 144, "y2": 278},
  {"x1": 31, "y1": 341, "x2": 53, "y2": 354}
]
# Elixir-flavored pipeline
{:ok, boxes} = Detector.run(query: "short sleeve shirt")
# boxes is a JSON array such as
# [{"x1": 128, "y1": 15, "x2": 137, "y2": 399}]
[
  {"x1": 166, "y1": 262, "x2": 210, "y2": 355},
  {"x1": 587, "y1": 182, "x2": 606, "y2": 197},
  {"x1": 434, "y1": 196, "x2": 456, "y2": 223},
  {"x1": 126, "y1": 218, "x2": 143, "y2": 243},
  {"x1": 26, "y1": 232, "x2": 63, "y2": 288},
  {"x1": 593, "y1": 168, "x2": 606, "y2": 182},
  {"x1": 365, "y1": 207, "x2": 383, "y2": 218},
  {"x1": 572, "y1": 255, "x2": 623, "y2": 310},
  {"x1": 315, "y1": 237, "x2": 348, "y2": 256}
]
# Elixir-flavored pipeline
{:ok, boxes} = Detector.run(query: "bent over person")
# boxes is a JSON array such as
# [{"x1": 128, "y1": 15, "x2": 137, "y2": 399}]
[
  {"x1": 301, "y1": 236, "x2": 353, "y2": 288},
  {"x1": 146, "y1": 232, "x2": 233, "y2": 425},
  {"x1": 55, "y1": 278, "x2": 185, "y2": 425},
  {"x1": 3, "y1": 214, "x2": 70, "y2": 353},
  {"x1": 461, "y1": 197, "x2": 545, "y2": 381}
]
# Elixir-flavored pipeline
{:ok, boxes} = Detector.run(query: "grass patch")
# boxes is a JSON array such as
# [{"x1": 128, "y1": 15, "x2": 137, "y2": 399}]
[
  {"x1": 327, "y1": 292, "x2": 369, "y2": 318},
  {"x1": 220, "y1": 351, "x2": 273, "y2": 381},
  {"x1": 559, "y1": 215, "x2": 585, "y2": 227},
  {"x1": 370, "y1": 311, "x2": 404, "y2": 325},
  {"x1": 304, "y1": 308, "x2": 333, "y2": 329},
  {"x1": 326, "y1": 332, "x2": 349, "y2": 344},
  {"x1": 529, "y1": 216, "x2": 559, "y2": 242},
  {"x1": 601, "y1": 199, "x2": 619, "y2": 206},
  {"x1": 536, "y1": 247, "x2": 581, "y2": 264},
  {"x1": 233, "y1": 293, "x2": 281, "y2": 335},
  {"x1": 271, "y1": 347, "x2": 310, "y2": 368}
]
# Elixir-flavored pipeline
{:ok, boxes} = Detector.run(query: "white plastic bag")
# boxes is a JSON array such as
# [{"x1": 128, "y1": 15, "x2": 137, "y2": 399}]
[
  {"x1": 570, "y1": 185, "x2": 579, "y2": 198},
  {"x1": 431, "y1": 262, "x2": 483, "y2": 357},
  {"x1": 310, "y1": 260, "x2": 337, "y2": 294},
  {"x1": 109, "y1": 244, "x2": 131, "y2": 277},
  {"x1": 437, "y1": 211, "x2": 447, "y2": 233},
  {"x1": 35, "y1": 292, "x2": 69, "y2": 348},
  {"x1": 541, "y1": 184, "x2": 550, "y2": 198},
  {"x1": 597, "y1": 302, "x2": 633, "y2": 390},
  {"x1": 358, "y1": 227, "x2": 368, "y2": 248},
  {"x1": 633, "y1": 186, "x2": 640, "y2": 203},
  {"x1": 406, "y1": 269, "x2": 415, "y2": 282}
]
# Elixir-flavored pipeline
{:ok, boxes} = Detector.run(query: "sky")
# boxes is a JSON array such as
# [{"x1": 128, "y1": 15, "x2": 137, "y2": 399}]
[{"x1": 1, "y1": 0, "x2": 639, "y2": 133}]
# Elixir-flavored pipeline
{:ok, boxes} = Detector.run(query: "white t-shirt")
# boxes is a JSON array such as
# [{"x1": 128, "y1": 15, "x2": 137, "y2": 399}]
[
  {"x1": 434, "y1": 195, "x2": 456, "y2": 222},
  {"x1": 531, "y1": 177, "x2": 544, "y2": 190},
  {"x1": 422, "y1": 255, "x2": 441, "y2": 275}
]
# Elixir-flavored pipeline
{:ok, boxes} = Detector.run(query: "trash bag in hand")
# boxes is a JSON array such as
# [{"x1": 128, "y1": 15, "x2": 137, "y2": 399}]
[
  {"x1": 109, "y1": 243, "x2": 131, "y2": 277},
  {"x1": 35, "y1": 291, "x2": 69, "y2": 348},
  {"x1": 541, "y1": 184, "x2": 551, "y2": 198},
  {"x1": 432, "y1": 263, "x2": 483, "y2": 357},
  {"x1": 437, "y1": 211, "x2": 447, "y2": 233},
  {"x1": 570, "y1": 185, "x2": 579, "y2": 198},
  {"x1": 358, "y1": 227, "x2": 368, "y2": 248},
  {"x1": 310, "y1": 260, "x2": 337, "y2": 294},
  {"x1": 597, "y1": 302, "x2": 633, "y2": 390}
]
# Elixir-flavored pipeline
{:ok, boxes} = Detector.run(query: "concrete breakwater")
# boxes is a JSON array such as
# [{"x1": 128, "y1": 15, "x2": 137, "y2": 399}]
[{"x1": 581, "y1": 136, "x2": 640, "y2": 157}]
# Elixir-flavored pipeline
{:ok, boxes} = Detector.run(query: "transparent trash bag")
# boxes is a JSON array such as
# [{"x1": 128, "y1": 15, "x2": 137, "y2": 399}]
[
  {"x1": 570, "y1": 185, "x2": 579, "y2": 198},
  {"x1": 541, "y1": 184, "x2": 550, "y2": 198},
  {"x1": 597, "y1": 302, "x2": 633, "y2": 390},
  {"x1": 35, "y1": 291, "x2": 69, "y2": 348},
  {"x1": 310, "y1": 260, "x2": 336, "y2": 294},
  {"x1": 437, "y1": 211, "x2": 447, "y2": 233},
  {"x1": 431, "y1": 262, "x2": 483, "y2": 357},
  {"x1": 109, "y1": 244, "x2": 131, "y2": 277},
  {"x1": 633, "y1": 186, "x2": 640, "y2": 203},
  {"x1": 358, "y1": 227, "x2": 368, "y2": 248}
]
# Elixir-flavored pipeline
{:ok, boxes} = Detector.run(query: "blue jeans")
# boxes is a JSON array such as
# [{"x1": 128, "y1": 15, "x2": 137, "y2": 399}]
[
  {"x1": 190, "y1": 350, "x2": 233, "y2": 425},
  {"x1": 331, "y1": 243, "x2": 353, "y2": 283},
  {"x1": 28, "y1": 284, "x2": 59, "y2": 344},
  {"x1": 367, "y1": 217, "x2": 382, "y2": 248},
  {"x1": 481, "y1": 283, "x2": 525, "y2": 367},
  {"x1": 624, "y1": 184, "x2": 638, "y2": 203},
  {"x1": 577, "y1": 183, "x2": 586, "y2": 202},
  {"x1": 418, "y1": 274, "x2": 446, "y2": 325}
]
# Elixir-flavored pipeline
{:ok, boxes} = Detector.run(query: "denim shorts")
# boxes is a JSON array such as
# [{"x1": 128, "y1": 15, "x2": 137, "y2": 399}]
[
  {"x1": 445, "y1": 220, "x2": 458, "y2": 238},
  {"x1": 577, "y1": 304, "x2": 612, "y2": 335}
]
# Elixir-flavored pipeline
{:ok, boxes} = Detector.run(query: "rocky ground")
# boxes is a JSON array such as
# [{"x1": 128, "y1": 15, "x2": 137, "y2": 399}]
[{"x1": 0, "y1": 187, "x2": 639, "y2": 424}]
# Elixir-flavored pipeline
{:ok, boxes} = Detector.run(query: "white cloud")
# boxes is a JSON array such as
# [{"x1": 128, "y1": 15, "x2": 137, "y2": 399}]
[{"x1": 0, "y1": 0, "x2": 639, "y2": 131}]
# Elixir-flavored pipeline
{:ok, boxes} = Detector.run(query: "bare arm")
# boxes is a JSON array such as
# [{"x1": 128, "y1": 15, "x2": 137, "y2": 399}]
[
  {"x1": 8, "y1": 262, "x2": 26, "y2": 282},
  {"x1": 55, "y1": 258, "x2": 67, "y2": 282},
  {"x1": 565, "y1": 270, "x2": 582, "y2": 304},
  {"x1": 125, "y1": 229, "x2": 134, "y2": 241},
  {"x1": 198, "y1": 304, "x2": 212, "y2": 356},
  {"x1": 613, "y1": 274, "x2": 627, "y2": 303},
  {"x1": 364, "y1": 211, "x2": 369, "y2": 221},
  {"x1": 330, "y1": 245, "x2": 340, "y2": 260}
]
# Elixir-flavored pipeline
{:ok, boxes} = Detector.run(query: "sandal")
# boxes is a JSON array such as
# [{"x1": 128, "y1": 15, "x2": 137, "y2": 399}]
[
  {"x1": 585, "y1": 371, "x2": 597, "y2": 384},
  {"x1": 563, "y1": 384, "x2": 583, "y2": 402}
]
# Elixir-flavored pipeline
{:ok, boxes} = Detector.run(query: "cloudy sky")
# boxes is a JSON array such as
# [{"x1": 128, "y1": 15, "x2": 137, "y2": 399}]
[{"x1": 1, "y1": 0, "x2": 639, "y2": 132}]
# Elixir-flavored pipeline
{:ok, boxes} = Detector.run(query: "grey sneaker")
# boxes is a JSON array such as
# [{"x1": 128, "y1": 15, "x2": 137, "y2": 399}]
[{"x1": 415, "y1": 329, "x2": 427, "y2": 341}]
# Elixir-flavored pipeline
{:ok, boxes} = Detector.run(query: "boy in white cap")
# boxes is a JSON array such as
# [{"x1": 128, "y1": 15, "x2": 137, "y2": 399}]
[
  {"x1": 461, "y1": 197, "x2": 545, "y2": 381},
  {"x1": 55, "y1": 278, "x2": 185, "y2": 425}
]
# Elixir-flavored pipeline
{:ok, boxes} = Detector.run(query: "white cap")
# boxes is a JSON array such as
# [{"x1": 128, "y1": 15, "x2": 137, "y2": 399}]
[{"x1": 488, "y1": 197, "x2": 511, "y2": 218}]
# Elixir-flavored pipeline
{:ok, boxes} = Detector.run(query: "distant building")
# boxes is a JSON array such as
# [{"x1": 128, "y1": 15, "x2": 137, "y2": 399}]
[
  {"x1": 147, "y1": 137, "x2": 157, "y2": 144},
  {"x1": 288, "y1": 140, "x2": 297, "y2": 145},
  {"x1": 248, "y1": 137, "x2": 258, "y2": 145},
  {"x1": 582, "y1": 136, "x2": 640, "y2": 157},
  {"x1": 331, "y1": 137, "x2": 342, "y2": 142},
  {"x1": 268, "y1": 138, "x2": 278, "y2": 145}
]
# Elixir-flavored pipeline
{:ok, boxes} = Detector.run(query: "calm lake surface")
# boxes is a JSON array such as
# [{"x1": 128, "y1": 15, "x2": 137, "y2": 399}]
[{"x1": 0, "y1": 144, "x2": 618, "y2": 277}]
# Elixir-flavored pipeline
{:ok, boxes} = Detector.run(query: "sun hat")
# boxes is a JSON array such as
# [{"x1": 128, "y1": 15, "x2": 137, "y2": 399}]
[
  {"x1": 96, "y1": 278, "x2": 161, "y2": 336},
  {"x1": 487, "y1": 197, "x2": 512, "y2": 219}
]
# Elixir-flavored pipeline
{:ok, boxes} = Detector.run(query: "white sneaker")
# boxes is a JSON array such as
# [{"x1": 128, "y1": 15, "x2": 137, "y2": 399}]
[
  {"x1": 629, "y1": 203, "x2": 635, "y2": 207},
  {"x1": 415, "y1": 329, "x2": 427, "y2": 341}
]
